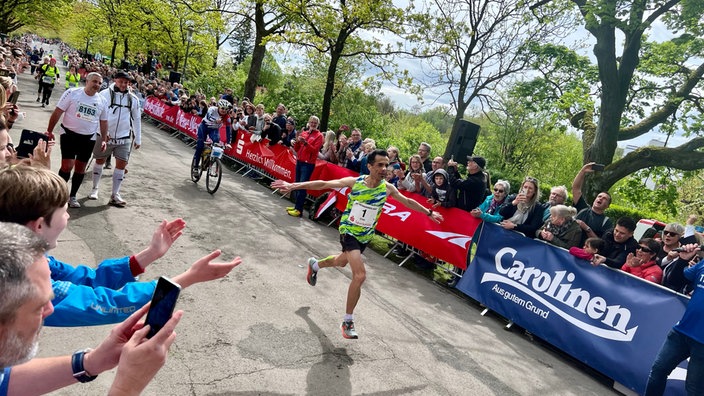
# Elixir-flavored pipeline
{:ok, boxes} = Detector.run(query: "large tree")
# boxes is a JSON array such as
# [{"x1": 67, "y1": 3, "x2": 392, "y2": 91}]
[
  {"x1": 279, "y1": 0, "x2": 416, "y2": 131},
  {"x1": 419, "y1": 0, "x2": 574, "y2": 162},
  {"x1": 525, "y1": 0, "x2": 704, "y2": 198}
]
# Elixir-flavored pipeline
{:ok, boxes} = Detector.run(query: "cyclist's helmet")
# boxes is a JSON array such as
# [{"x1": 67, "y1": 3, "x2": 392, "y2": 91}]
[{"x1": 217, "y1": 99, "x2": 232, "y2": 110}]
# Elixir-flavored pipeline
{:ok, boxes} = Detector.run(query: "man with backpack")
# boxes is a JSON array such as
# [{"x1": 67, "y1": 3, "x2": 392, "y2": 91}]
[{"x1": 88, "y1": 71, "x2": 141, "y2": 207}]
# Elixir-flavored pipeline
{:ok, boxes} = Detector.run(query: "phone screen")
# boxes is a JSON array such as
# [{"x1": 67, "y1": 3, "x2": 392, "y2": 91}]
[
  {"x1": 8, "y1": 91, "x2": 19, "y2": 104},
  {"x1": 144, "y1": 277, "x2": 181, "y2": 339},
  {"x1": 15, "y1": 129, "x2": 48, "y2": 159}
]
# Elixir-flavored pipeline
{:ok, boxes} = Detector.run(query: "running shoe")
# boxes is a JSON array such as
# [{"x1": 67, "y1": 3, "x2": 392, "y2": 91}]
[
  {"x1": 341, "y1": 321, "x2": 358, "y2": 339},
  {"x1": 306, "y1": 258, "x2": 318, "y2": 286},
  {"x1": 109, "y1": 193, "x2": 127, "y2": 207},
  {"x1": 286, "y1": 206, "x2": 295, "y2": 211},
  {"x1": 88, "y1": 188, "x2": 99, "y2": 200},
  {"x1": 68, "y1": 197, "x2": 81, "y2": 208},
  {"x1": 286, "y1": 208, "x2": 302, "y2": 217}
]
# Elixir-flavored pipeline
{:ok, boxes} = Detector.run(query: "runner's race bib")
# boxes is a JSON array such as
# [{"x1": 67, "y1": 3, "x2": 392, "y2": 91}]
[
  {"x1": 348, "y1": 201, "x2": 379, "y2": 228},
  {"x1": 42, "y1": 75, "x2": 54, "y2": 84},
  {"x1": 76, "y1": 103, "x2": 98, "y2": 121}
]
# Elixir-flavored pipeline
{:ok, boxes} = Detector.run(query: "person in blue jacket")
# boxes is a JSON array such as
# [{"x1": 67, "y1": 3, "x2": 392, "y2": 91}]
[
  {"x1": 0, "y1": 165, "x2": 243, "y2": 327},
  {"x1": 471, "y1": 179, "x2": 510, "y2": 223},
  {"x1": 644, "y1": 243, "x2": 704, "y2": 395}
]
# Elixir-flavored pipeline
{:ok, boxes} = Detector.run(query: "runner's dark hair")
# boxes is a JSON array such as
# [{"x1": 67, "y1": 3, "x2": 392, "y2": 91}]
[{"x1": 367, "y1": 149, "x2": 389, "y2": 166}]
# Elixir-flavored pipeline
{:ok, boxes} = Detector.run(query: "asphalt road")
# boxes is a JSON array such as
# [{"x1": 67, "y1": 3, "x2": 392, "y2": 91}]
[{"x1": 11, "y1": 44, "x2": 618, "y2": 396}]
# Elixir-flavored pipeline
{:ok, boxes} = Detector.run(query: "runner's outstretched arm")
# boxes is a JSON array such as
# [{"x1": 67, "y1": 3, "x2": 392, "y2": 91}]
[
  {"x1": 272, "y1": 177, "x2": 357, "y2": 193},
  {"x1": 386, "y1": 182, "x2": 444, "y2": 224}
]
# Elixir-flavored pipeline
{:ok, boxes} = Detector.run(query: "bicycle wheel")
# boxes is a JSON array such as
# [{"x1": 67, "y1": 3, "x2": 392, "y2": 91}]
[
  {"x1": 190, "y1": 156, "x2": 203, "y2": 182},
  {"x1": 205, "y1": 158, "x2": 222, "y2": 194}
]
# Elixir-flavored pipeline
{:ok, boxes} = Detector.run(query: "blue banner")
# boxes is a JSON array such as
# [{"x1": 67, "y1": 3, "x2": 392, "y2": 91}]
[{"x1": 457, "y1": 223, "x2": 690, "y2": 395}]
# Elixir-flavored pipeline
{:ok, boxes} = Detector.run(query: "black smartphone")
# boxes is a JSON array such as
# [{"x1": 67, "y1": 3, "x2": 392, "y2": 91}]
[
  {"x1": 144, "y1": 276, "x2": 181, "y2": 339},
  {"x1": 15, "y1": 129, "x2": 48, "y2": 159},
  {"x1": 591, "y1": 163, "x2": 605, "y2": 171},
  {"x1": 0, "y1": 69, "x2": 8, "y2": 77},
  {"x1": 8, "y1": 90, "x2": 19, "y2": 104}
]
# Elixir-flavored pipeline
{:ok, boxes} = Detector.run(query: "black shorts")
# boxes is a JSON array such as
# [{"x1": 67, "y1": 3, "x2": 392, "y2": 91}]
[
  {"x1": 60, "y1": 128, "x2": 95, "y2": 162},
  {"x1": 339, "y1": 233, "x2": 368, "y2": 254}
]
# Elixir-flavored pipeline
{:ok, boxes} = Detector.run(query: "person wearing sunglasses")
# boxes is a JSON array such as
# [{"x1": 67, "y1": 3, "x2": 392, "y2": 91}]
[
  {"x1": 621, "y1": 238, "x2": 663, "y2": 284},
  {"x1": 658, "y1": 223, "x2": 686, "y2": 268},
  {"x1": 471, "y1": 179, "x2": 510, "y2": 223},
  {"x1": 645, "y1": 243, "x2": 704, "y2": 395}
]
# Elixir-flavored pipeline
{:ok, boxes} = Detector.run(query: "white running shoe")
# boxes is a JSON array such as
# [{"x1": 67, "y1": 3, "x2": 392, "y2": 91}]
[
  {"x1": 109, "y1": 193, "x2": 127, "y2": 208},
  {"x1": 88, "y1": 188, "x2": 99, "y2": 200},
  {"x1": 68, "y1": 197, "x2": 81, "y2": 208}
]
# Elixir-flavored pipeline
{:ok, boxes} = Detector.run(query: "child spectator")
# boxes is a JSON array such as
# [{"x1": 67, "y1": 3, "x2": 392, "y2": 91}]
[
  {"x1": 427, "y1": 169, "x2": 456, "y2": 208},
  {"x1": 569, "y1": 237, "x2": 605, "y2": 262}
]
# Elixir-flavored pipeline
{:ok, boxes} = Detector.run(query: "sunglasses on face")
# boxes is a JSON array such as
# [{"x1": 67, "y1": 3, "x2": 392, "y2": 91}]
[
  {"x1": 493, "y1": 188, "x2": 504, "y2": 193},
  {"x1": 637, "y1": 246, "x2": 653, "y2": 254},
  {"x1": 663, "y1": 231, "x2": 679, "y2": 237}
]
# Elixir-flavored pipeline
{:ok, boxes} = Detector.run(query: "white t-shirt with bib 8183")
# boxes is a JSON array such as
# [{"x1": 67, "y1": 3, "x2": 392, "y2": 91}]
[{"x1": 56, "y1": 88, "x2": 109, "y2": 137}]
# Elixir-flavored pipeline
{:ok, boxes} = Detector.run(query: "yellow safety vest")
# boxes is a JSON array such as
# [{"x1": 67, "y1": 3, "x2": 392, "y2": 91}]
[
  {"x1": 40, "y1": 65, "x2": 59, "y2": 85},
  {"x1": 65, "y1": 72, "x2": 80, "y2": 88}
]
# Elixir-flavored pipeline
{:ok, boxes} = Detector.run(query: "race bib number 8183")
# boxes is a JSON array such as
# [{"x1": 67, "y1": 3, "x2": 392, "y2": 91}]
[{"x1": 76, "y1": 103, "x2": 98, "y2": 121}]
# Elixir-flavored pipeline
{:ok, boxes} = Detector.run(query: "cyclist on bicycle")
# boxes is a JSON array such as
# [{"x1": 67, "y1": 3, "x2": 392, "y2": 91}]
[{"x1": 193, "y1": 99, "x2": 233, "y2": 172}]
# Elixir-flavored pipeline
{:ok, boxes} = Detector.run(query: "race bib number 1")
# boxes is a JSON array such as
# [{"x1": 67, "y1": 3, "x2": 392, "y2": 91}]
[
  {"x1": 76, "y1": 103, "x2": 98, "y2": 121},
  {"x1": 348, "y1": 201, "x2": 379, "y2": 228}
]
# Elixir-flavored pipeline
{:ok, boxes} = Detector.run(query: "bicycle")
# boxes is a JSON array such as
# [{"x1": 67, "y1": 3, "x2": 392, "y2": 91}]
[{"x1": 191, "y1": 141, "x2": 224, "y2": 194}]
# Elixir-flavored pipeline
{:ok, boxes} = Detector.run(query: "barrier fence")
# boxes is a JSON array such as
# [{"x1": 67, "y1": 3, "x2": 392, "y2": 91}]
[
  {"x1": 144, "y1": 97, "x2": 690, "y2": 395},
  {"x1": 143, "y1": 97, "x2": 481, "y2": 270}
]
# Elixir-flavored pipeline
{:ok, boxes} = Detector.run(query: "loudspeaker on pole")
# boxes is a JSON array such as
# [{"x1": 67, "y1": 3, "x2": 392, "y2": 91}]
[{"x1": 447, "y1": 120, "x2": 480, "y2": 161}]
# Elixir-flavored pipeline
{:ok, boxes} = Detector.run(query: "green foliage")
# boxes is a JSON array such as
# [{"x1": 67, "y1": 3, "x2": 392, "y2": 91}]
[
  {"x1": 417, "y1": 106, "x2": 454, "y2": 135},
  {"x1": 369, "y1": 113, "x2": 446, "y2": 163},
  {"x1": 1, "y1": 0, "x2": 72, "y2": 34},
  {"x1": 185, "y1": 64, "x2": 247, "y2": 99},
  {"x1": 613, "y1": 168, "x2": 681, "y2": 217}
]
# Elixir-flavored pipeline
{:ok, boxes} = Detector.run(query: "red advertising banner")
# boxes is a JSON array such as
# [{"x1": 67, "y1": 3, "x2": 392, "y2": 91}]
[{"x1": 144, "y1": 97, "x2": 480, "y2": 269}]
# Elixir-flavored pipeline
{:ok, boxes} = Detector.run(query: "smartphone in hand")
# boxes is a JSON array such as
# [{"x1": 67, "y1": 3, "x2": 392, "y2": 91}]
[
  {"x1": 144, "y1": 276, "x2": 181, "y2": 339},
  {"x1": 8, "y1": 90, "x2": 19, "y2": 105},
  {"x1": 591, "y1": 164, "x2": 605, "y2": 171}
]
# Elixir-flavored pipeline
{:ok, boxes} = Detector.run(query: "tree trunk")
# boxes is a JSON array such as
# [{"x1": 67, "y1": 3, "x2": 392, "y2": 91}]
[
  {"x1": 320, "y1": 51, "x2": 342, "y2": 132},
  {"x1": 244, "y1": 37, "x2": 265, "y2": 101},
  {"x1": 110, "y1": 39, "x2": 118, "y2": 67},
  {"x1": 123, "y1": 36, "x2": 129, "y2": 63}
]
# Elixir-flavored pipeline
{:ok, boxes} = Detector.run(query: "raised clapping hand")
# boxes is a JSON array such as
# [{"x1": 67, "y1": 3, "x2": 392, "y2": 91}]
[
  {"x1": 470, "y1": 208, "x2": 482, "y2": 218},
  {"x1": 134, "y1": 219, "x2": 187, "y2": 271},
  {"x1": 172, "y1": 249, "x2": 243, "y2": 288},
  {"x1": 625, "y1": 252, "x2": 642, "y2": 267},
  {"x1": 151, "y1": 219, "x2": 186, "y2": 254}
]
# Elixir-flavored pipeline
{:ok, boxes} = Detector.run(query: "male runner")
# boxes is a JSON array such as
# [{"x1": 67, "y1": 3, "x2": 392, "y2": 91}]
[
  {"x1": 46, "y1": 72, "x2": 108, "y2": 208},
  {"x1": 89, "y1": 71, "x2": 141, "y2": 207},
  {"x1": 272, "y1": 149, "x2": 443, "y2": 339}
]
